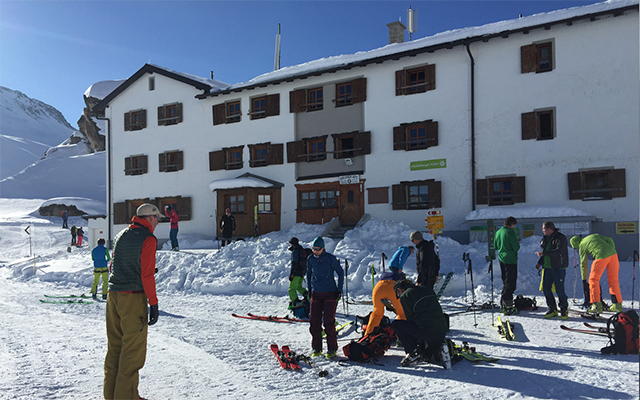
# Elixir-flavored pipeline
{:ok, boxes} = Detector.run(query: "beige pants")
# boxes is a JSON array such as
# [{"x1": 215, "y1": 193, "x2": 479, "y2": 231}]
[{"x1": 104, "y1": 292, "x2": 148, "y2": 400}]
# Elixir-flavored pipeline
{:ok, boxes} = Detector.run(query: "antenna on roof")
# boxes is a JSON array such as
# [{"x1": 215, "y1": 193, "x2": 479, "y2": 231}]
[
  {"x1": 211, "y1": 71, "x2": 214, "y2": 79},
  {"x1": 407, "y1": 6, "x2": 418, "y2": 41},
  {"x1": 274, "y1": 23, "x2": 281, "y2": 71}
]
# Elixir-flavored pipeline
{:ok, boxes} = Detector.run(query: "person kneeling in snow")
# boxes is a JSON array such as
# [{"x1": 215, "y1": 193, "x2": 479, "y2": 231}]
[{"x1": 391, "y1": 279, "x2": 451, "y2": 369}]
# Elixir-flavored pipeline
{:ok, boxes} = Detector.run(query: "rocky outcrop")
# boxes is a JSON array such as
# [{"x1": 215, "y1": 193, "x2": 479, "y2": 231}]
[
  {"x1": 39, "y1": 203, "x2": 86, "y2": 217},
  {"x1": 77, "y1": 95, "x2": 105, "y2": 152}
]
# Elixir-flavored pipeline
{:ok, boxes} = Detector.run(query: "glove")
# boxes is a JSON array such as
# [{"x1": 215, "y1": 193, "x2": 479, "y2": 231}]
[
  {"x1": 289, "y1": 274, "x2": 293, "y2": 281},
  {"x1": 149, "y1": 304, "x2": 159, "y2": 326}
]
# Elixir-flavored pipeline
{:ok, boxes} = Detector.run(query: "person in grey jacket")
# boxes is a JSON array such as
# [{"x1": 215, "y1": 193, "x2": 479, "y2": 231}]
[
  {"x1": 306, "y1": 237, "x2": 344, "y2": 358},
  {"x1": 535, "y1": 221, "x2": 569, "y2": 319}
]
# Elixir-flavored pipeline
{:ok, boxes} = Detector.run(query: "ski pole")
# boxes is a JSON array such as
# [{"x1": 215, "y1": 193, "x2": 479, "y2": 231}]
[
  {"x1": 488, "y1": 259, "x2": 494, "y2": 327},
  {"x1": 467, "y1": 253, "x2": 477, "y2": 327},
  {"x1": 381, "y1": 252, "x2": 387, "y2": 272},
  {"x1": 572, "y1": 248, "x2": 579, "y2": 305},
  {"x1": 370, "y1": 263, "x2": 376, "y2": 291},
  {"x1": 463, "y1": 252, "x2": 469, "y2": 304},
  {"x1": 632, "y1": 250, "x2": 638, "y2": 308}
]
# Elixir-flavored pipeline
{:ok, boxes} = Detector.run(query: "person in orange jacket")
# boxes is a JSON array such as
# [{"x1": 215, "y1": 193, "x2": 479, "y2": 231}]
[{"x1": 104, "y1": 203, "x2": 160, "y2": 400}]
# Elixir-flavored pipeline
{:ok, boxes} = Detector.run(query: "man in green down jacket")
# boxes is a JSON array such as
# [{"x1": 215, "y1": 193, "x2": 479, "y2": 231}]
[
  {"x1": 391, "y1": 279, "x2": 451, "y2": 369},
  {"x1": 493, "y1": 216, "x2": 520, "y2": 315}
]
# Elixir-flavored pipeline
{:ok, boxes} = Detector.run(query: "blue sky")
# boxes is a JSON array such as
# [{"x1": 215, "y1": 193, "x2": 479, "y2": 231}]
[{"x1": 0, "y1": 0, "x2": 599, "y2": 127}]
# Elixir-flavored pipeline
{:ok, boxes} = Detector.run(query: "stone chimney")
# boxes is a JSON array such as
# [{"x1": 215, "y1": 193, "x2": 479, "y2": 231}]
[{"x1": 386, "y1": 21, "x2": 406, "y2": 44}]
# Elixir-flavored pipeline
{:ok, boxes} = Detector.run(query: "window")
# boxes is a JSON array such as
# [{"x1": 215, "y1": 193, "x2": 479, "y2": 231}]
[
  {"x1": 299, "y1": 190, "x2": 337, "y2": 209},
  {"x1": 257, "y1": 194, "x2": 272, "y2": 212},
  {"x1": 522, "y1": 109, "x2": 555, "y2": 140},
  {"x1": 158, "y1": 103, "x2": 183, "y2": 126},
  {"x1": 249, "y1": 94, "x2": 280, "y2": 120},
  {"x1": 568, "y1": 168, "x2": 626, "y2": 201},
  {"x1": 521, "y1": 41, "x2": 554, "y2": 73},
  {"x1": 124, "y1": 109, "x2": 147, "y2": 131},
  {"x1": 307, "y1": 138, "x2": 326, "y2": 161},
  {"x1": 392, "y1": 180, "x2": 441, "y2": 210},
  {"x1": 226, "y1": 147, "x2": 243, "y2": 170},
  {"x1": 307, "y1": 88, "x2": 323, "y2": 111},
  {"x1": 228, "y1": 195, "x2": 244, "y2": 213},
  {"x1": 251, "y1": 145, "x2": 267, "y2": 167},
  {"x1": 393, "y1": 120, "x2": 438, "y2": 151},
  {"x1": 334, "y1": 78, "x2": 367, "y2": 107},
  {"x1": 246, "y1": 142, "x2": 283, "y2": 168},
  {"x1": 367, "y1": 187, "x2": 389, "y2": 205},
  {"x1": 159, "y1": 150, "x2": 184, "y2": 172},
  {"x1": 331, "y1": 131, "x2": 371, "y2": 159},
  {"x1": 212, "y1": 101, "x2": 241, "y2": 125},
  {"x1": 476, "y1": 176, "x2": 526, "y2": 206},
  {"x1": 336, "y1": 83, "x2": 353, "y2": 107},
  {"x1": 124, "y1": 155, "x2": 148, "y2": 175},
  {"x1": 395, "y1": 64, "x2": 435, "y2": 95},
  {"x1": 155, "y1": 196, "x2": 192, "y2": 222},
  {"x1": 148, "y1": 76, "x2": 155, "y2": 91}
]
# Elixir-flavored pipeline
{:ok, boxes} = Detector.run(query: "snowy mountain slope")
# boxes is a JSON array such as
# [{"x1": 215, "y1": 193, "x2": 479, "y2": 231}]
[{"x1": 0, "y1": 86, "x2": 76, "y2": 180}]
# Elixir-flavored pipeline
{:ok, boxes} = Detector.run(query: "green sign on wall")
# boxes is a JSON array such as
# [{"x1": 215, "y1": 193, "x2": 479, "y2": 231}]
[{"x1": 410, "y1": 158, "x2": 446, "y2": 171}]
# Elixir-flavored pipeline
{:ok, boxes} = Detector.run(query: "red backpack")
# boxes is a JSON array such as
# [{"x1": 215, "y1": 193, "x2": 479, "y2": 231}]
[
  {"x1": 342, "y1": 324, "x2": 396, "y2": 362},
  {"x1": 601, "y1": 310, "x2": 640, "y2": 355}
]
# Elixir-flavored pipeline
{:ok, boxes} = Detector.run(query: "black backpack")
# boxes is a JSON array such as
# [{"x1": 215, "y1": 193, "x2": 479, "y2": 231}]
[
  {"x1": 343, "y1": 323, "x2": 396, "y2": 362},
  {"x1": 601, "y1": 310, "x2": 640, "y2": 355},
  {"x1": 514, "y1": 294, "x2": 538, "y2": 311}
]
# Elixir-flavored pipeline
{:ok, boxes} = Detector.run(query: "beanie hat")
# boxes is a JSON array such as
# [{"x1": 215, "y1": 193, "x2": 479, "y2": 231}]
[
  {"x1": 312, "y1": 237, "x2": 325, "y2": 249},
  {"x1": 570, "y1": 236, "x2": 582, "y2": 249},
  {"x1": 289, "y1": 237, "x2": 299, "y2": 245},
  {"x1": 136, "y1": 203, "x2": 161, "y2": 217}
]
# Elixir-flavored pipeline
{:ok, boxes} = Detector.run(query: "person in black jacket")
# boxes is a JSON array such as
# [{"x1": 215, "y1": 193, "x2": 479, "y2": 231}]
[
  {"x1": 535, "y1": 221, "x2": 569, "y2": 319},
  {"x1": 287, "y1": 237, "x2": 309, "y2": 309},
  {"x1": 219, "y1": 208, "x2": 235, "y2": 247},
  {"x1": 410, "y1": 231, "x2": 440, "y2": 288}
]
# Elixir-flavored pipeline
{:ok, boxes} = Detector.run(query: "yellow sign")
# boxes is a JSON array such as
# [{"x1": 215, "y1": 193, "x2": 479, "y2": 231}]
[
  {"x1": 427, "y1": 222, "x2": 445, "y2": 230},
  {"x1": 616, "y1": 222, "x2": 637, "y2": 235},
  {"x1": 426, "y1": 215, "x2": 444, "y2": 224}
]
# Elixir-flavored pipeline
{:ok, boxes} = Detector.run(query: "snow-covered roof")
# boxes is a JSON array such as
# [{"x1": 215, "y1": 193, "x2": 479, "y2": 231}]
[
  {"x1": 148, "y1": 64, "x2": 230, "y2": 91},
  {"x1": 206, "y1": 0, "x2": 637, "y2": 95},
  {"x1": 209, "y1": 173, "x2": 284, "y2": 191},
  {"x1": 466, "y1": 206, "x2": 595, "y2": 222},
  {"x1": 84, "y1": 80, "x2": 126, "y2": 100}
]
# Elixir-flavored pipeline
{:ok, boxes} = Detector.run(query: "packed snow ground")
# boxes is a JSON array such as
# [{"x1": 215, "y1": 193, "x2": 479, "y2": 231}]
[{"x1": 0, "y1": 198, "x2": 638, "y2": 400}]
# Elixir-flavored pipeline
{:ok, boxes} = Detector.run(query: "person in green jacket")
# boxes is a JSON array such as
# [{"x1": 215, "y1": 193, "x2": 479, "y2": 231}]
[
  {"x1": 391, "y1": 279, "x2": 451, "y2": 369},
  {"x1": 570, "y1": 234, "x2": 623, "y2": 314},
  {"x1": 493, "y1": 216, "x2": 520, "y2": 315}
]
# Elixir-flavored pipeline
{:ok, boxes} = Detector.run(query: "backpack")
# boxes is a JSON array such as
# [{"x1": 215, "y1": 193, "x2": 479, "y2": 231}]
[
  {"x1": 342, "y1": 319, "x2": 396, "y2": 362},
  {"x1": 514, "y1": 295, "x2": 538, "y2": 311},
  {"x1": 601, "y1": 310, "x2": 640, "y2": 355},
  {"x1": 300, "y1": 248, "x2": 313, "y2": 275},
  {"x1": 291, "y1": 297, "x2": 310, "y2": 319}
]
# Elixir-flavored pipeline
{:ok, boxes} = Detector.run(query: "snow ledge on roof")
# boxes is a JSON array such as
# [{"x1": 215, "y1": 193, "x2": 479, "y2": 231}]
[{"x1": 466, "y1": 206, "x2": 595, "y2": 222}]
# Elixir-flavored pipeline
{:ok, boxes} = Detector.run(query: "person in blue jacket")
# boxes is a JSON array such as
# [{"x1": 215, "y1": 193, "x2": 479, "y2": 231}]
[
  {"x1": 306, "y1": 237, "x2": 344, "y2": 359},
  {"x1": 388, "y1": 245, "x2": 414, "y2": 273},
  {"x1": 91, "y1": 238, "x2": 111, "y2": 300}
]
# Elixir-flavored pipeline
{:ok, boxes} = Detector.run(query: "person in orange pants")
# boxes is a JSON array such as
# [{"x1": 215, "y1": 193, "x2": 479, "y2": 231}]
[
  {"x1": 570, "y1": 234, "x2": 623, "y2": 313},
  {"x1": 365, "y1": 270, "x2": 406, "y2": 335}
]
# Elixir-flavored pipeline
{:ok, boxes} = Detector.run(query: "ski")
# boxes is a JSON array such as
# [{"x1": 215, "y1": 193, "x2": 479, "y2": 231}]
[
  {"x1": 453, "y1": 342, "x2": 499, "y2": 363},
  {"x1": 39, "y1": 299, "x2": 94, "y2": 304},
  {"x1": 560, "y1": 325, "x2": 609, "y2": 336},
  {"x1": 232, "y1": 313, "x2": 293, "y2": 323},
  {"x1": 43, "y1": 294, "x2": 96, "y2": 299},
  {"x1": 568, "y1": 310, "x2": 607, "y2": 322},
  {"x1": 270, "y1": 344, "x2": 292, "y2": 369},
  {"x1": 248, "y1": 313, "x2": 309, "y2": 323},
  {"x1": 322, "y1": 321, "x2": 353, "y2": 338},
  {"x1": 281, "y1": 346, "x2": 302, "y2": 370},
  {"x1": 582, "y1": 323, "x2": 611, "y2": 334},
  {"x1": 496, "y1": 316, "x2": 515, "y2": 340},
  {"x1": 436, "y1": 271, "x2": 454, "y2": 299},
  {"x1": 296, "y1": 353, "x2": 329, "y2": 377}
]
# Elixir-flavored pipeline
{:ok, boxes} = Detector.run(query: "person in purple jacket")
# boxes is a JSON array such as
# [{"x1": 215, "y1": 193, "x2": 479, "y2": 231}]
[{"x1": 306, "y1": 237, "x2": 344, "y2": 359}]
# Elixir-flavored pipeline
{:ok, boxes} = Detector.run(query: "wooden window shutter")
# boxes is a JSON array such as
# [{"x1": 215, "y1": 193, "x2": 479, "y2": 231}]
[
  {"x1": 176, "y1": 103, "x2": 183, "y2": 123},
  {"x1": 141, "y1": 109, "x2": 147, "y2": 129},
  {"x1": 475, "y1": 179, "x2": 488, "y2": 205},
  {"x1": 395, "y1": 70, "x2": 405, "y2": 96},
  {"x1": 430, "y1": 180, "x2": 442, "y2": 208},
  {"x1": 141, "y1": 155, "x2": 148, "y2": 174},
  {"x1": 177, "y1": 151, "x2": 184, "y2": 170},
  {"x1": 209, "y1": 150, "x2": 225, "y2": 171},
  {"x1": 521, "y1": 44, "x2": 537, "y2": 73},
  {"x1": 124, "y1": 157, "x2": 132, "y2": 175},
  {"x1": 286, "y1": 140, "x2": 305, "y2": 163},
  {"x1": 353, "y1": 131, "x2": 371, "y2": 156},
  {"x1": 367, "y1": 187, "x2": 389, "y2": 204},
  {"x1": 512, "y1": 176, "x2": 526, "y2": 203},
  {"x1": 266, "y1": 94, "x2": 280, "y2": 117},
  {"x1": 157, "y1": 106, "x2": 166, "y2": 126},
  {"x1": 392, "y1": 184, "x2": 407, "y2": 210},
  {"x1": 113, "y1": 202, "x2": 128, "y2": 224},
  {"x1": 158, "y1": 153, "x2": 166, "y2": 172},
  {"x1": 352, "y1": 78, "x2": 367, "y2": 104},
  {"x1": 212, "y1": 104, "x2": 226, "y2": 125},
  {"x1": 425, "y1": 64, "x2": 436, "y2": 91},
  {"x1": 267, "y1": 143, "x2": 284, "y2": 165},
  {"x1": 289, "y1": 89, "x2": 307, "y2": 113},
  {"x1": 567, "y1": 172, "x2": 582, "y2": 200},
  {"x1": 610, "y1": 169, "x2": 626, "y2": 198},
  {"x1": 393, "y1": 126, "x2": 406, "y2": 150},
  {"x1": 176, "y1": 197, "x2": 191, "y2": 221},
  {"x1": 426, "y1": 120, "x2": 439, "y2": 147},
  {"x1": 521, "y1": 112, "x2": 537, "y2": 140},
  {"x1": 124, "y1": 112, "x2": 132, "y2": 131}
]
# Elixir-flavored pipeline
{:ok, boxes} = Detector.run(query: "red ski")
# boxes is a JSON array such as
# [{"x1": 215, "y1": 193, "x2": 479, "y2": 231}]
[
  {"x1": 560, "y1": 325, "x2": 609, "y2": 336},
  {"x1": 271, "y1": 344, "x2": 299, "y2": 370},
  {"x1": 232, "y1": 313, "x2": 293, "y2": 323},
  {"x1": 281, "y1": 345, "x2": 301, "y2": 370},
  {"x1": 247, "y1": 313, "x2": 309, "y2": 323}
]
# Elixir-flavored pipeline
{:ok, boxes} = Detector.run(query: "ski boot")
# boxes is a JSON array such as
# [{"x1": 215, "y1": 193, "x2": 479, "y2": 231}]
[
  {"x1": 609, "y1": 303, "x2": 623, "y2": 313},
  {"x1": 587, "y1": 301, "x2": 603, "y2": 315}
]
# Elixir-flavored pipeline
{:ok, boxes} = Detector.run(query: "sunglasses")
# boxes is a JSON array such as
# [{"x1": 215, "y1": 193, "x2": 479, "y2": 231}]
[{"x1": 312, "y1": 247, "x2": 322, "y2": 251}]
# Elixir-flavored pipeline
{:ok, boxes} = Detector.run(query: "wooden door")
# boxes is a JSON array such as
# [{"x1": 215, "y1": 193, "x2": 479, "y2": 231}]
[{"x1": 339, "y1": 183, "x2": 363, "y2": 226}]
